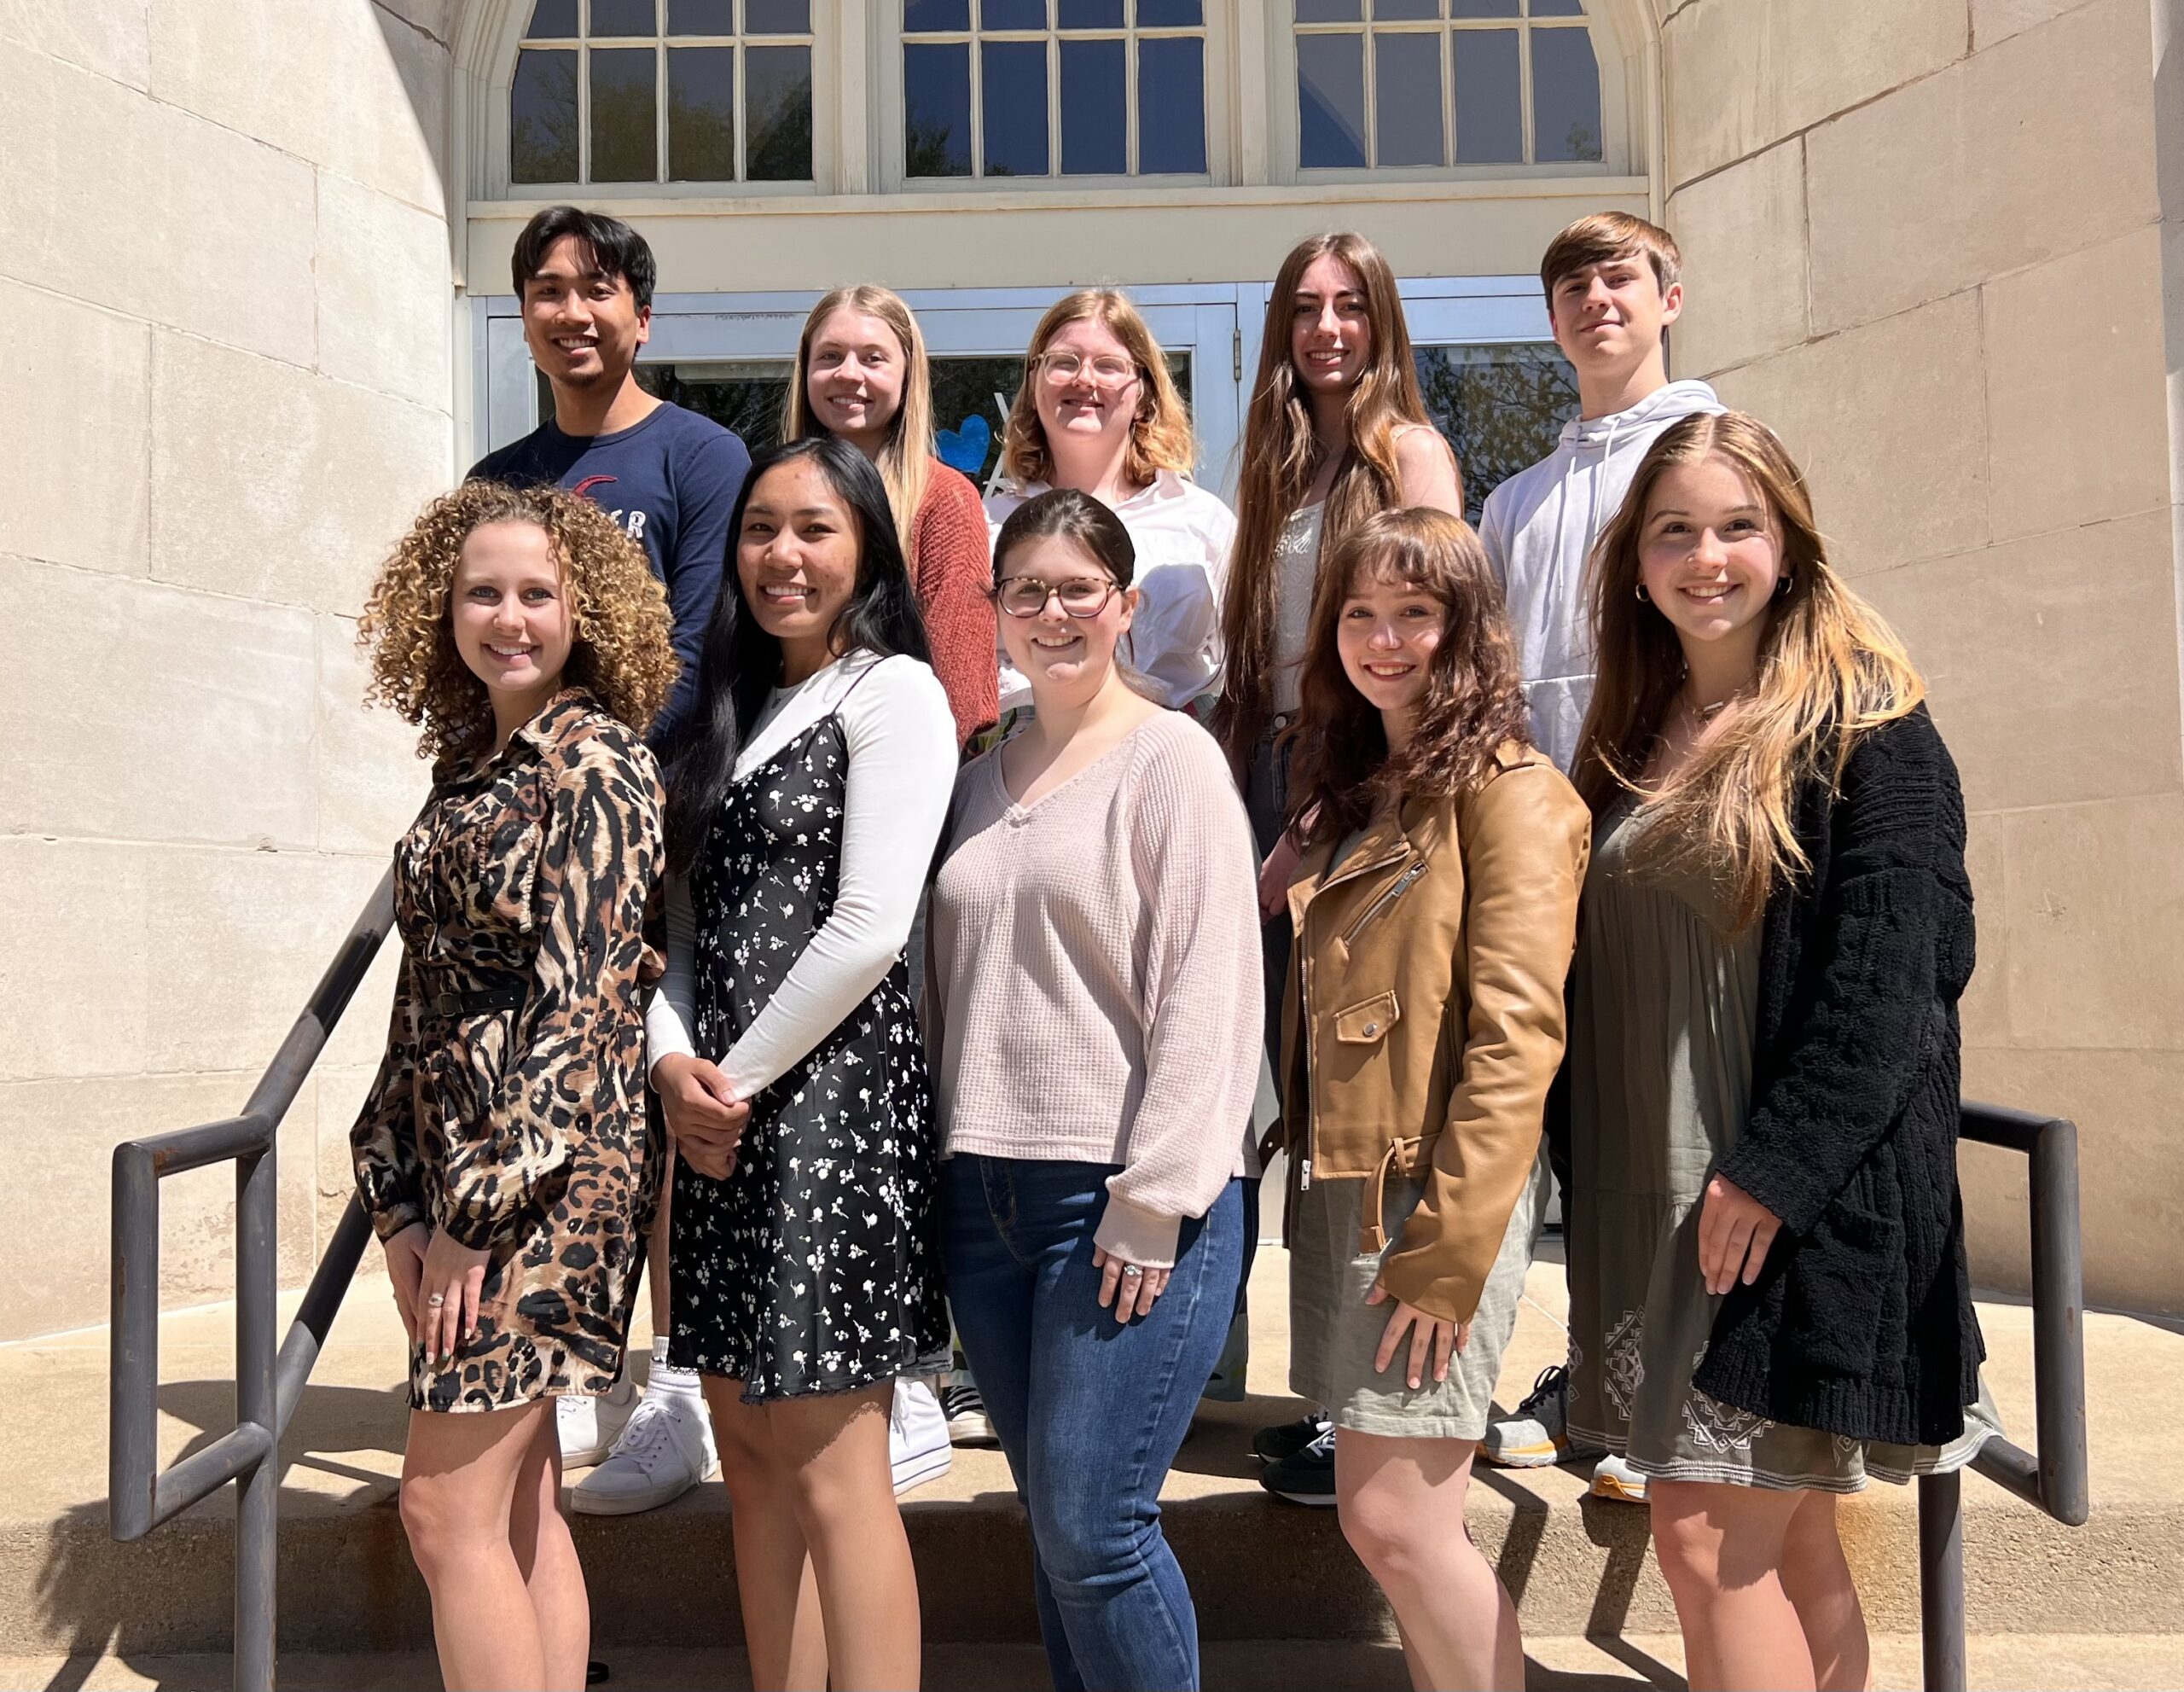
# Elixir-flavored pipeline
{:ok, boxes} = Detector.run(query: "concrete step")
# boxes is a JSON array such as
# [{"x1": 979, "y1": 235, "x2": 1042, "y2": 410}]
[
  {"x1": 6, "y1": 1251, "x2": 2180, "y2": 1656},
  {"x1": 4, "y1": 1635, "x2": 2183, "y2": 1691}
]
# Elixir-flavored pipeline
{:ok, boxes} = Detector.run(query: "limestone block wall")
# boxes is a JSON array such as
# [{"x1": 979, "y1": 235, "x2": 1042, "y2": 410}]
[
  {"x1": 1663, "y1": 0, "x2": 2184, "y2": 1313},
  {"x1": 0, "y1": 1, "x2": 457, "y2": 1341}
]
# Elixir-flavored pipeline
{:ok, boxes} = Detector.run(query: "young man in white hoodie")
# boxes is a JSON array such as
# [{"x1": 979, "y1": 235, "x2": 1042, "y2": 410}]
[
  {"x1": 1478, "y1": 212, "x2": 1722, "y2": 1497},
  {"x1": 1479, "y1": 212, "x2": 1724, "y2": 774}
]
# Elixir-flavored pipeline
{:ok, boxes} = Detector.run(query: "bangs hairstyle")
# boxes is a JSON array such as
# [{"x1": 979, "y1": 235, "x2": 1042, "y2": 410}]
[
  {"x1": 1573, "y1": 410, "x2": 1926, "y2": 928},
  {"x1": 1290, "y1": 508, "x2": 1531, "y2": 846},
  {"x1": 1538, "y1": 211, "x2": 1682, "y2": 305},
  {"x1": 1215, "y1": 231, "x2": 1442, "y2": 776},
  {"x1": 663, "y1": 436, "x2": 932, "y2": 875},
  {"x1": 782, "y1": 285, "x2": 938, "y2": 569},
  {"x1": 358, "y1": 480, "x2": 677, "y2": 765},
  {"x1": 999, "y1": 288, "x2": 1197, "y2": 490},
  {"x1": 510, "y1": 205, "x2": 657, "y2": 311}
]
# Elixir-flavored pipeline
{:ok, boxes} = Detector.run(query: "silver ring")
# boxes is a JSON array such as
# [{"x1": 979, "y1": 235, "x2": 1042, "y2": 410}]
[
  {"x1": 427, "y1": 1294, "x2": 446, "y2": 1307},
  {"x1": 1121, "y1": 1265, "x2": 1142, "y2": 1277}
]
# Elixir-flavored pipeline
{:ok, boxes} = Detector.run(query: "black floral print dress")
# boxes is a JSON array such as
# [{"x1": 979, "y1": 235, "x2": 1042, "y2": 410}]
[
  {"x1": 669, "y1": 710, "x2": 946, "y2": 1401},
  {"x1": 351, "y1": 689, "x2": 665, "y2": 1413}
]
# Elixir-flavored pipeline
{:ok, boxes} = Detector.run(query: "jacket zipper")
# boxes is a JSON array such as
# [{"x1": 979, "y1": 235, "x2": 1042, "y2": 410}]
[{"x1": 1339, "y1": 860, "x2": 1426, "y2": 947}]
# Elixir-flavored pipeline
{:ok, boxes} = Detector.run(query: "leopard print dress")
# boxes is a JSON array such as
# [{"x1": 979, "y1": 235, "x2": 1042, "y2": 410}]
[{"x1": 351, "y1": 689, "x2": 666, "y2": 1414}]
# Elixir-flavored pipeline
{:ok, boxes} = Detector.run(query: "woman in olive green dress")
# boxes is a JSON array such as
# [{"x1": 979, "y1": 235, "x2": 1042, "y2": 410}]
[{"x1": 1561, "y1": 412, "x2": 1993, "y2": 1692}]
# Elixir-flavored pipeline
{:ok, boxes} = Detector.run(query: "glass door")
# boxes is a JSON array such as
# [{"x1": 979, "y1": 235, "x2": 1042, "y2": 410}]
[{"x1": 481, "y1": 286, "x2": 1244, "y2": 497}]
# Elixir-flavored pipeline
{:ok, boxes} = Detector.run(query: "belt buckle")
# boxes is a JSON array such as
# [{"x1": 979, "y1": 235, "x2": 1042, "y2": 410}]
[{"x1": 429, "y1": 991, "x2": 463, "y2": 1017}]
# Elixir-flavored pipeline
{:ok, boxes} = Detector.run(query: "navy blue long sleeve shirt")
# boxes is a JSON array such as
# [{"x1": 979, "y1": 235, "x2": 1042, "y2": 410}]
[{"x1": 468, "y1": 400, "x2": 751, "y2": 749}]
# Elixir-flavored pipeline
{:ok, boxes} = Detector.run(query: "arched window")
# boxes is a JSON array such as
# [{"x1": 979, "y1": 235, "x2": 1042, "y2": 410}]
[
  {"x1": 509, "y1": 0, "x2": 814, "y2": 185},
  {"x1": 901, "y1": 2, "x2": 1210, "y2": 181},
  {"x1": 1293, "y1": 0, "x2": 1602, "y2": 171}
]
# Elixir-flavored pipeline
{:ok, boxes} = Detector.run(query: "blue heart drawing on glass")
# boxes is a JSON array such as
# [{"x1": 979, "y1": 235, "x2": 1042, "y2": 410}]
[{"x1": 935, "y1": 414, "x2": 991, "y2": 476}]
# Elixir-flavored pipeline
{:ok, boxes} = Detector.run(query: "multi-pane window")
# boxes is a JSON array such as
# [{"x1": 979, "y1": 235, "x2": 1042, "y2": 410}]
[
  {"x1": 903, "y1": 2, "x2": 1209, "y2": 181},
  {"x1": 1295, "y1": 0, "x2": 1601, "y2": 171},
  {"x1": 511, "y1": 0, "x2": 814, "y2": 185}
]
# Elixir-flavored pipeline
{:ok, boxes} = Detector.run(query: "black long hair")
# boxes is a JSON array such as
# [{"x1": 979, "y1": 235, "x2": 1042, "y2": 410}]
[{"x1": 663, "y1": 436, "x2": 932, "y2": 874}]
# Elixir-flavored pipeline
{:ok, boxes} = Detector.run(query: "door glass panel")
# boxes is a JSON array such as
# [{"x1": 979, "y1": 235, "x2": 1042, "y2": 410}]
[
  {"x1": 905, "y1": 0, "x2": 971, "y2": 25},
  {"x1": 1137, "y1": 35, "x2": 1206, "y2": 172},
  {"x1": 982, "y1": 38, "x2": 1049, "y2": 174},
  {"x1": 1374, "y1": 30, "x2": 1443, "y2": 166},
  {"x1": 669, "y1": 0, "x2": 735, "y2": 30},
  {"x1": 1376, "y1": 0, "x2": 1438, "y2": 19},
  {"x1": 1297, "y1": 32, "x2": 1367, "y2": 168},
  {"x1": 1058, "y1": 0, "x2": 1124, "y2": 22},
  {"x1": 905, "y1": 42, "x2": 974, "y2": 175},
  {"x1": 744, "y1": 0, "x2": 810, "y2": 27},
  {"x1": 512, "y1": 48, "x2": 580, "y2": 182},
  {"x1": 1136, "y1": 0, "x2": 1202, "y2": 20},
  {"x1": 1531, "y1": 25, "x2": 1602, "y2": 162},
  {"x1": 590, "y1": 45, "x2": 659, "y2": 181},
  {"x1": 1294, "y1": 0, "x2": 1361, "y2": 20},
  {"x1": 1450, "y1": 27, "x2": 1521, "y2": 162},
  {"x1": 1411, "y1": 342, "x2": 1577, "y2": 524},
  {"x1": 1060, "y1": 38, "x2": 1127, "y2": 174},
  {"x1": 984, "y1": 0, "x2": 1048, "y2": 25},
  {"x1": 543, "y1": 363, "x2": 793, "y2": 451}
]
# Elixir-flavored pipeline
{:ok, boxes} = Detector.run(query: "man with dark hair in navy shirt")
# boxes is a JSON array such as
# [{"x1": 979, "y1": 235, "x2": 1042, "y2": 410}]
[
  {"x1": 470, "y1": 206, "x2": 746, "y2": 1515},
  {"x1": 470, "y1": 205, "x2": 750, "y2": 751}
]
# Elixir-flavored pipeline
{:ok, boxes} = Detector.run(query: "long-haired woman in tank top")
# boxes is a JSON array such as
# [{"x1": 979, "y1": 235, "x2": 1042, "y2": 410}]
[{"x1": 1215, "y1": 232, "x2": 1467, "y2": 1486}]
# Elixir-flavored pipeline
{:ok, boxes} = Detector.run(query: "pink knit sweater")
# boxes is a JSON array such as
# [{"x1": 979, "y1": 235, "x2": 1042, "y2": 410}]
[{"x1": 926, "y1": 712, "x2": 1263, "y2": 1267}]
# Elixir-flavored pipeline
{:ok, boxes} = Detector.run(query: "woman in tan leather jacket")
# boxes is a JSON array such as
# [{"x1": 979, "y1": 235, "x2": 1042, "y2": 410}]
[{"x1": 1276, "y1": 509, "x2": 1589, "y2": 1691}]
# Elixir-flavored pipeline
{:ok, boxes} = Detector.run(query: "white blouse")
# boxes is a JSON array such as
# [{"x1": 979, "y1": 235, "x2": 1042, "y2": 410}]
[
  {"x1": 986, "y1": 470, "x2": 1238, "y2": 712},
  {"x1": 645, "y1": 649, "x2": 957, "y2": 1101}
]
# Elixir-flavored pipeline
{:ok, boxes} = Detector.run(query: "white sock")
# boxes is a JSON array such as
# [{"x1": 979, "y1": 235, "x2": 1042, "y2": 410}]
[{"x1": 648, "y1": 1336, "x2": 704, "y2": 1400}]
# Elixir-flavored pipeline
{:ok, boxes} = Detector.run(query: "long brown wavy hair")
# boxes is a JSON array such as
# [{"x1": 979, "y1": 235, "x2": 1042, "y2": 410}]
[
  {"x1": 998, "y1": 288, "x2": 1197, "y2": 490},
  {"x1": 358, "y1": 480, "x2": 677, "y2": 765},
  {"x1": 1289, "y1": 509, "x2": 1532, "y2": 848},
  {"x1": 781, "y1": 284, "x2": 938, "y2": 568},
  {"x1": 1215, "y1": 232, "x2": 1444, "y2": 776},
  {"x1": 1573, "y1": 411, "x2": 1926, "y2": 927}
]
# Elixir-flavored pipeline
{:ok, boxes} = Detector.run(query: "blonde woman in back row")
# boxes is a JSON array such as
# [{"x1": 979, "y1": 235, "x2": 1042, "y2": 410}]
[{"x1": 986, "y1": 288, "x2": 1237, "y2": 714}]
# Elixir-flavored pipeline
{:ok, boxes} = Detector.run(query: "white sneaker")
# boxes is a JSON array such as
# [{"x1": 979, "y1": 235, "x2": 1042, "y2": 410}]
[
  {"x1": 570, "y1": 1387, "x2": 714, "y2": 1515},
  {"x1": 1589, "y1": 1451, "x2": 1649, "y2": 1504},
  {"x1": 890, "y1": 1375, "x2": 953, "y2": 1497},
  {"x1": 557, "y1": 1377, "x2": 638, "y2": 1468},
  {"x1": 939, "y1": 1379, "x2": 997, "y2": 1448}
]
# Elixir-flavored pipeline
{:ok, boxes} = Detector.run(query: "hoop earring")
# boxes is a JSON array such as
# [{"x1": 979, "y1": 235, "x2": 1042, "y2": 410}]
[
  {"x1": 1635, "y1": 582, "x2": 1651, "y2": 602},
  {"x1": 1775, "y1": 573, "x2": 1793, "y2": 598}
]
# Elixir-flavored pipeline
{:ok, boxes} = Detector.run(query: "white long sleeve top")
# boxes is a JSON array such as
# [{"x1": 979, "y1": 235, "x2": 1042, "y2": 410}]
[{"x1": 645, "y1": 649, "x2": 957, "y2": 1099}]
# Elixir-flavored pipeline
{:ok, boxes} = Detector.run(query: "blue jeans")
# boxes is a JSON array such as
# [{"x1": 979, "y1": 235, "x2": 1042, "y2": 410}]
[{"x1": 944, "y1": 1156, "x2": 1245, "y2": 1692}]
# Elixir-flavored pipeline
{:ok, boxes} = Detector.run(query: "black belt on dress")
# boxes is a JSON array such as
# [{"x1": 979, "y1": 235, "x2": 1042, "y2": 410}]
[{"x1": 423, "y1": 981, "x2": 529, "y2": 1018}]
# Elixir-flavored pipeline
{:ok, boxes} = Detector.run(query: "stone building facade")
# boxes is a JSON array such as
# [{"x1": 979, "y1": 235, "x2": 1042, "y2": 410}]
[{"x1": 0, "y1": 0, "x2": 2176, "y2": 1341}]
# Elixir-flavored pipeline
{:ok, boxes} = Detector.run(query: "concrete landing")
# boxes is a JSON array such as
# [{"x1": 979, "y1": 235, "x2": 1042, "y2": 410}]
[{"x1": 4, "y1": 1247, "x2": 2179, "y2": 1660}]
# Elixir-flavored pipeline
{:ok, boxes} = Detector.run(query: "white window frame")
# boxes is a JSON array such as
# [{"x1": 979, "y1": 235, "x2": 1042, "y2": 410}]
[
  {"x1": 874, "y1": 3, "x2": 1234, "y2": 191},
  {"x1": 478, "y1": 0, "x2": 837, "y2": 196},
  {"x1": 1267, "y1": 2, "x2": 1629, "y2": 184}
]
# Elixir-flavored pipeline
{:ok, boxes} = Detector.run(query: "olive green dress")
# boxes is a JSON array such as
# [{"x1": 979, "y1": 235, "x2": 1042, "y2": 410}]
[{"x1": 1565, "y1": 798, "x2": 1995, "y2": 1491}]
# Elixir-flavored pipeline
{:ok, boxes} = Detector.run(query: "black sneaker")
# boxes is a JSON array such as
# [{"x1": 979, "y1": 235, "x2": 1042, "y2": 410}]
[
  {"x1": 1259, "y1": 1423, "x2": 1337, "y2": 1506},
  {"x1": 940, "y1": 1380, "x2": 998, "y2": 1447},
  {"x1": 1250, "y1": 1410, "x2": 1332, "y2": 1465}
]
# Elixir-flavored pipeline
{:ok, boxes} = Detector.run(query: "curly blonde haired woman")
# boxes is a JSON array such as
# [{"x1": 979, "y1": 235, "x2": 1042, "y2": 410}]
[{"x1": 353, "y1": 480, "x2": 677, "y2": 1692}]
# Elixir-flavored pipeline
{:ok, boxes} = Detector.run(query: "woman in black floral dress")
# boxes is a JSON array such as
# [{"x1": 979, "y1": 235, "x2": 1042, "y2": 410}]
[
  {"x1": 352, "y1": 480, "x2": 678, "y2": 1692},
  {"x1": 650, "y1": 437, "x2": 958, "y2": 1691}
]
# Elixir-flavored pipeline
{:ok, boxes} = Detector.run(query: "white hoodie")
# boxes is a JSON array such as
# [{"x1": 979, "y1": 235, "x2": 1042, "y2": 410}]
[{"x1": 1479, "y1": 378, "x2": 1724, "y2": 773}]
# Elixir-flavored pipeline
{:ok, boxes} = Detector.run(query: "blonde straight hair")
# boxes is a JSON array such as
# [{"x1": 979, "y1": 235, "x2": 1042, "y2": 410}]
[
  {"x1": 1213, "y1": 231, "x2": 1442, "y2": 776},
  {"x1": 998, "y1": 288, "x2": 1198, "y2": 491},
  {"x1": 1574, "y1": 411, "x2": 1926, "y2": 927},
  {"x1": 781, "y1": 285, "x2": 937, "y2": 567}
]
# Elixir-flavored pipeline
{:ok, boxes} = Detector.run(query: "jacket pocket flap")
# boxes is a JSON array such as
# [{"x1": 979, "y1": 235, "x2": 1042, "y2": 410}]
[{"x1": 1333, "y1": 991, "x2": 1400, "y2": 1044}]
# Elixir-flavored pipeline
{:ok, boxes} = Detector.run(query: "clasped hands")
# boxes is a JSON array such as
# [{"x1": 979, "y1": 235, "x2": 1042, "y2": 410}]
[{"x1": 653, "y1": 1052, "x2": 752, "y2": 1178}]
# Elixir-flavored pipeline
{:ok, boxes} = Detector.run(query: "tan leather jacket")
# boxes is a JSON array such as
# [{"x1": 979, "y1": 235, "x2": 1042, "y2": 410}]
[{"x1": 1277, "y1": 748, "x2": 1589, "y2": 1324}]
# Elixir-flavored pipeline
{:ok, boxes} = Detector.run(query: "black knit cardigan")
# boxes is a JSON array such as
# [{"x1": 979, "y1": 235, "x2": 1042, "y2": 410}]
[{"x1": 1687, "y1": 704, "x2": 1986, "y2": 1447}]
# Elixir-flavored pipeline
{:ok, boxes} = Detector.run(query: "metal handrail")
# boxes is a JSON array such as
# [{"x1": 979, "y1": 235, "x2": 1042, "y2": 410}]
[
  {"x1": 1919, "y1": 1102, "x2": 2090, "y2": 1692},
  {"x1": 107, "y1": 869, "x2": 396, "y2": 1692}
]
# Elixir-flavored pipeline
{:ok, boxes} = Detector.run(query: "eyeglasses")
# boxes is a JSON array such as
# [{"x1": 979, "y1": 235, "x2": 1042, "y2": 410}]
[
  {"x1": 1037, "y1": 352, "x2": 1140, "y2": 388},
  {"x1": 991, "y1": 574, "x2": 1121, "y2": 619}
]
